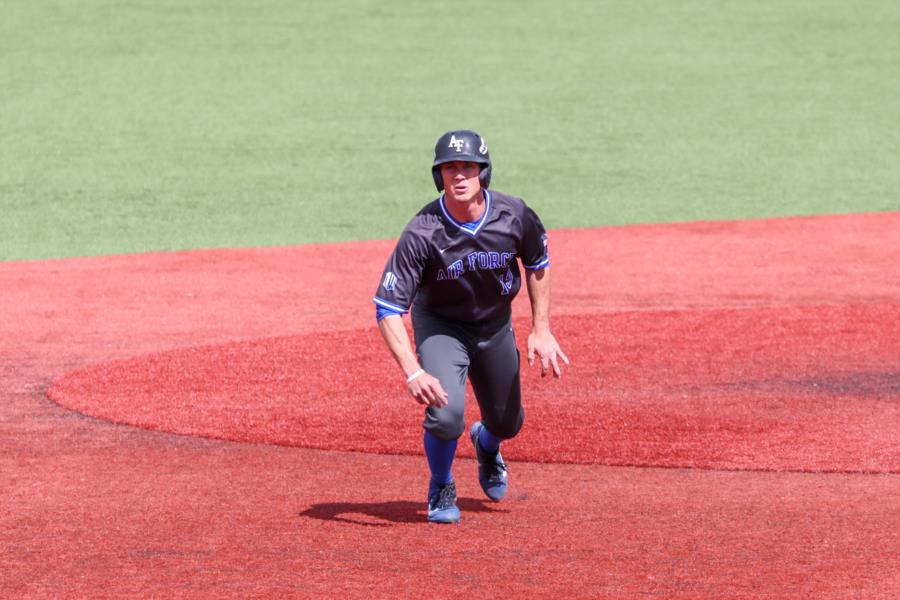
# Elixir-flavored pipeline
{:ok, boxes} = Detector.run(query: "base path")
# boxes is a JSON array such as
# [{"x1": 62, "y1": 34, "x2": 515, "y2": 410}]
[{"x1": 2, "y1": 212, "x2": 899, "y2": 598}]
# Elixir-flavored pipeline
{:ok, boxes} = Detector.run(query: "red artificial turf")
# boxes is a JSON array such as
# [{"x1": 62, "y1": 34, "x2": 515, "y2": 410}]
[
  {"x1": 2, "y1": 212, "x2": 899, "y2": 598},
  {"x1": 49, "y1": 304, "x2": 899, "y2": 473}
]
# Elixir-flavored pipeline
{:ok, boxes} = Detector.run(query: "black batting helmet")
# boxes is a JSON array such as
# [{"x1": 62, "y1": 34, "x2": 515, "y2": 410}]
[{"x1": 431, "y1": 130, "x2": 492, "y2": 192}]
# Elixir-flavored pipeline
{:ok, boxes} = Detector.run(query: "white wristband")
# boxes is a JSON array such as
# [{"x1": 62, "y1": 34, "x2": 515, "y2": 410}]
[{"x1": 406, "y1": 369, "x2": 425, "y2": 384}]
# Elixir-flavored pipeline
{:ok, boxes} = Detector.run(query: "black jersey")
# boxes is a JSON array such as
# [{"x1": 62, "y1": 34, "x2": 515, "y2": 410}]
[{"x1": 374, "y1": 189, "x2": 549, "y2": 324}]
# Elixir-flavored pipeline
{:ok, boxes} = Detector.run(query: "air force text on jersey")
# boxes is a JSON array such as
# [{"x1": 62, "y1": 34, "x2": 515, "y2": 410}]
[{"x1": 437, "y1": 251, "x2": 516, "y2": 282}]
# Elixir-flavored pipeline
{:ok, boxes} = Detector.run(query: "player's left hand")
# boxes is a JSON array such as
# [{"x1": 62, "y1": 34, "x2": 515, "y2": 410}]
[{"x1": 527, "y1": 329, "x2": 569, "y2": 378}]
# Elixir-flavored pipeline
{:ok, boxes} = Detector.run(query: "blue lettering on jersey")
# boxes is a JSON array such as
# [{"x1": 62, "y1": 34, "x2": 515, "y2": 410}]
[
  {"x1": 438, "y1": 260, "x2": 465, "y2": 281},
  {"x1": 447, "y1": 259, "x2": 464, "y2": 279},
  {"x1": 464, "y1": 251, "x2": 514, "y2": 273},
  {"x1": 440, "y1": 252, "x2": 515, "y2": 285}
]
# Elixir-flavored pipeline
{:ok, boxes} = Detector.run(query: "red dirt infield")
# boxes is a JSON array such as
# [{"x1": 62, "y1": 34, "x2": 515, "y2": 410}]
[
  {"x1": 3, "y1": 212, "x2": 899, "y2": 597},
  {"x1": 50, "y1": 305, "x2": 899, "y2": 473}
]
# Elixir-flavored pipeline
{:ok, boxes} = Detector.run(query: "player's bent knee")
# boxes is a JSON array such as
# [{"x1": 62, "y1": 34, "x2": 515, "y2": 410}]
[
  {"x1": 424, "y1": 409, "x2": 467, "y2": 441},
  {"x1": 485, "y1": 410, "x2": 524, "y2": 441},
  {"x1": 425, "y1": 421, "x2": 466, "y2": 441}
]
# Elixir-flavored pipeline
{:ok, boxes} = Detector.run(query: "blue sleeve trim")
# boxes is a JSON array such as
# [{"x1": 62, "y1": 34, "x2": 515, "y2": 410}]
[
  {"x1": 524, "y1": 257, "x2": 551, "y2": 270},
  {"x1": 373, "y1": 296, "x2": 409, "y2": 314},
  {"x1": 376, "y1": 305, "x2": 404, "y2": 322}
]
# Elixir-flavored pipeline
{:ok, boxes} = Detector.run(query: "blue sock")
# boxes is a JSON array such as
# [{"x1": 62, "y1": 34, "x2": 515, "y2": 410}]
[
  {"x1": 478, "y1": 425, "x2": 502, "y2": 455},
  {"x1": 424, "y1": 431, "x2": 457, "y2": 485}
]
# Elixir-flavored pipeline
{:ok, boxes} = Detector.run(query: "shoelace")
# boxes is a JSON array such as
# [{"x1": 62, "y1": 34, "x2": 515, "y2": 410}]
[
  {"x1": 477, "y1": 436, "x2": 508, "y2": 481},
  {"x1": 479, "y1": 445, "x2": 508, "y2": 481},
  {"x1": 435, "y1": 482, "x2": 457, "y2": 509},
  {"x1": 488, "y1": 457, "x2": 507, "y2": 482}
]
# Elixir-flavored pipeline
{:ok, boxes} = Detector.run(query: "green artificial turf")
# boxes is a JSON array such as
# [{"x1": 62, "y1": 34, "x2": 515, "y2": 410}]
[{"x1": 2, "y1": 0, "x2": 898, "y2": 260}]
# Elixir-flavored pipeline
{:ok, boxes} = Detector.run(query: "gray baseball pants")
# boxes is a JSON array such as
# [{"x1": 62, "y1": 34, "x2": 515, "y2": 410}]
[{"x1": 412, "y1": 309, "x2": 524, "y2": 442}]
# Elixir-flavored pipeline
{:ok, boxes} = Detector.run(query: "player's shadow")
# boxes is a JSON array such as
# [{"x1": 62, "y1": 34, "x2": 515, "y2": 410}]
[{"x1": 299, "y1": 497, "x2": 507, "y2": 527}]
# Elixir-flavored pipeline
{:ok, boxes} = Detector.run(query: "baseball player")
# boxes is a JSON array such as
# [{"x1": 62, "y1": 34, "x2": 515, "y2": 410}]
[{"x1": 374, "y1": 130, "x2": 568, "y2": 524}]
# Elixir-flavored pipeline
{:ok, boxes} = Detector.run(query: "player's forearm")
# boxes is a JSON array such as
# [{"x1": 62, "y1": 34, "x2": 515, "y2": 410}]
[
  {"x1": 377, "y1": 315, "x2": 422, "y2": 378},
  {"x1": 525, "y1": 268, "x2": 552, "y2": 332}
]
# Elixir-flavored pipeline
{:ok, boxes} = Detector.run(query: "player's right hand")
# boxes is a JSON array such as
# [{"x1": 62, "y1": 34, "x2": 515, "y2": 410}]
[{"x1": 408, "y1": 372, "x2": 448, "y2": 408}]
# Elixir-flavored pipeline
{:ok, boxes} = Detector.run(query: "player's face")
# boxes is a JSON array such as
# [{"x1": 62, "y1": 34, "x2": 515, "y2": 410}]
[{"x1": 441, "y1": 161, "x2": 482, "y2": 204}]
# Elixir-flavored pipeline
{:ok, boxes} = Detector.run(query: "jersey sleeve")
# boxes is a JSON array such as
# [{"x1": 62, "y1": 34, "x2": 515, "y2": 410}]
[
  {"x1": 519, "y1": 203, "x2": 550, "y2": 270},
  {"x1": 373, "y1": 224, "x2": 428, "y2": 315}
]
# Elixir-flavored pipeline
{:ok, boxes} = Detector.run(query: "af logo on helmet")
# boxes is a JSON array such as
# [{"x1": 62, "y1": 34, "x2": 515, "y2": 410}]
[
  {"x1": 447, "y1": 134, "x2": 488, "y2": 155},
  {"x1": 448, "y1": 135, "x2": 465, "y2": 152}
]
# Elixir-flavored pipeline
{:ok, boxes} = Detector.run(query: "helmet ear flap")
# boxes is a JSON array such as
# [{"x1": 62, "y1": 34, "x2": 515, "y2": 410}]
[
  {"x1": 432, "y1": 166, "x2": 444, "y2": 192},
  {"x1": 479, "y1": 164, "x2": 491, "y2": 189}
]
